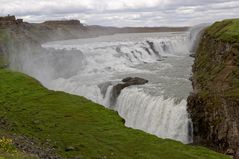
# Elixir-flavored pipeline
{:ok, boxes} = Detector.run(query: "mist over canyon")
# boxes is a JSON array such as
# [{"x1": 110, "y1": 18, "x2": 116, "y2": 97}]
[{"x1": 8, "y1": 26, "x2": 205, "y2": 144}]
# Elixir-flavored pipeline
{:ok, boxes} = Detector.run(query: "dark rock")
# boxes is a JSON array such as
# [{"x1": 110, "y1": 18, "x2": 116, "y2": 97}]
[
  {"x1": 121, "y1": 77, "x2": 148, "y2": 84},
  {"x1": 0, "y1": 15, "x2": 24, "y2": 27},
  {"x1": 225, "y1": 149, "x2": 234, "y2": 155},
  {"x1": 122, "y1": 77, "x2": 133, "y2": 82},
  {"x1": 110, "y1": 77, "x2": 148, "y2": 106},
  {"x1": 189, "y1": 53, "x2": 195, "y2": 58},
  {"x1": 146, "y1": 40, "x2": 161, "y2": 58},
  {"x1": 234, "y1": 149, "x2": 239, "y2": 159},
  {"x1": 121, "y1": 118, "x2": 126, "y2": 124},
  {"x1": 65, "y1": 146, "x2": 75, "y2": 151},
  {"x1": 143, "y1": 47, "x2": 151, "y2": 55}
]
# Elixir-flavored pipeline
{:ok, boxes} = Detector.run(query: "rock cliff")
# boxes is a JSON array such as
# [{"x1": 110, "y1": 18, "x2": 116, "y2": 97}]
[
  {"x1": 0, "y1": 16, "x2": 90, "y2": 69},
  {"x1": 188, "y1": 19, "x2": 239, "y2": 158},
  {"x1": 0, "y1": 15, "x2": 23, "y2": 27}
]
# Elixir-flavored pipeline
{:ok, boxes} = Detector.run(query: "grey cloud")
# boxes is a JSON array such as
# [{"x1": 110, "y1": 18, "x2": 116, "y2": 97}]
[{"x1": 0, "y1": 0, "x2": 238, "y2": 26}]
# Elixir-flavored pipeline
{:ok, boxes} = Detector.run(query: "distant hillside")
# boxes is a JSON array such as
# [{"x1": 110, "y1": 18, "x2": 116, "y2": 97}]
[
  {"x1": 86, "y1": 25, "x2": 189, "y2": 36},
  {"x1": 43, "y1": 20, "x2": 84, "y2": 26}
]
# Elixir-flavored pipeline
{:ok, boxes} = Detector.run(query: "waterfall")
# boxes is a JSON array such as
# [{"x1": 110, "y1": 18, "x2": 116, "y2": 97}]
[
  {"x1": 188, "y1": 24, "x2": 209, "y2": 53},
  {"x1": 9, "y1": 32, "x2": 198, "y2": 144},
  {"x1": 115, "y1": 87, "x2": 192, "y2": 143}
]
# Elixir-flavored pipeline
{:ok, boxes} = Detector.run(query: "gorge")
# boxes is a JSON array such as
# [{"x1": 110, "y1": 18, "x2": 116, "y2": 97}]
[
  {"x1": 0, "y1": 16, "x2": 238, "y2": 159},
  {"x1": 11, "y1": 30, "x2": 195, "y2": 144}
]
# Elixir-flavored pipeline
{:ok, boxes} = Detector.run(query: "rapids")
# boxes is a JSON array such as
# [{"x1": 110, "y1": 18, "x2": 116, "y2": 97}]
[{"x1": 10, "y1": 31, "x2": 199, "y2": 144}]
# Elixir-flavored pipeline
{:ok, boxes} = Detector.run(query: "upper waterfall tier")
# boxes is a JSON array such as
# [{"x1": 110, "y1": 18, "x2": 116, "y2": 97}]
[{"x1": 10, "y1": 32, "x2": 196, "y2": 144}]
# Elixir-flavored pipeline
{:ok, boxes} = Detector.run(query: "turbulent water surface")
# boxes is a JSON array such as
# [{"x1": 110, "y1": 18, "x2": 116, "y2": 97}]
[{"x1": 12, "y1": 32, "x2": 195, "y2": 144}]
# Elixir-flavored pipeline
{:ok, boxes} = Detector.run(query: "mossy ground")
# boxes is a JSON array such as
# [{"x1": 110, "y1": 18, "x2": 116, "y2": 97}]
[
  {"x1": 0, "y1": 69, "x2": 231, "y2": 159},
  {"x1": 194, "y1": 19, "x2": 239, "y2": 98},
  {"x1": 206, "y1": 19, "x2": 239, "y2": 43}
]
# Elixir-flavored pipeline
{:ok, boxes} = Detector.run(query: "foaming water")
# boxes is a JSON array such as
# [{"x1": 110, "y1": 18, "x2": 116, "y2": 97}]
[
  {"x1": 116, "y1": 87, "x2": 192, "y2": 143},
  {"x1": 10, "y1": 32, "x2": 197, "y2": 144}
]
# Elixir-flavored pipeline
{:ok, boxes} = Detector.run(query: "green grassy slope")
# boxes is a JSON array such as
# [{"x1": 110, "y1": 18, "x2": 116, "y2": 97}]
[
  {"x1": 206, "y1": 19, "x2": 239, "y2": 43},
  {"x1": 193, "y1": 19, "x2": 239, "y2": 98},
  {"x1": 0, "y1": 69, "x2": 230, "y2": 159}
]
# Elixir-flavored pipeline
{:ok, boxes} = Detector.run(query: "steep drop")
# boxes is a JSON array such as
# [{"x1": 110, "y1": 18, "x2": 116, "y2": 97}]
[{"x1": 10, "y1": 32, "x2": 194, "y2": 143}]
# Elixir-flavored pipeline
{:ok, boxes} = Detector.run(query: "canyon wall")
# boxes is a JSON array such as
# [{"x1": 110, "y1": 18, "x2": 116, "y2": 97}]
[{"x1": 188, "y1": 19, "x2": 239, "y2": 158}]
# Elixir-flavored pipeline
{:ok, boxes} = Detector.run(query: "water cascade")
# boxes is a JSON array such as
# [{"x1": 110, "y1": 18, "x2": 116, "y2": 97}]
[{"x1": 10, "y1": 31, "x2": 202, "y2": 144}]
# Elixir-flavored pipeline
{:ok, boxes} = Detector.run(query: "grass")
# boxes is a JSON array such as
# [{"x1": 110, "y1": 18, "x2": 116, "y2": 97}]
[
  {"x1": 206, "y1": 19, "x2": 239, "y2": 43},
  {"x1": 194, "y1": 19, "x2": 239, "y2": 97},
  {"x1": 0, "y1": 69, "x2": 231, "y2": 159}
]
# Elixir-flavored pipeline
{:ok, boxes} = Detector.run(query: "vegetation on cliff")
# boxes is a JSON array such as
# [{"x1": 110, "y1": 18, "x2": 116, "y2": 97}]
[
  {"x1": 206, "y1": 19, "x2": 239, "y2": 43},
  {"x1": 0, "y1": 68, "x2": 230, "y2": 159},
  {"x1": 192, "y1": 19, "x2": 239, "y2": 98},
  {"x1": 188, "y1": 19, "x2": 239, "y2": 157}
]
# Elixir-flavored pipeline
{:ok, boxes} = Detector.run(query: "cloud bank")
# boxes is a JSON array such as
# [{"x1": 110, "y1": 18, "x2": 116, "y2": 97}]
[{"x1": 0, "y1": 0, "x2": 238, "y2": 26}]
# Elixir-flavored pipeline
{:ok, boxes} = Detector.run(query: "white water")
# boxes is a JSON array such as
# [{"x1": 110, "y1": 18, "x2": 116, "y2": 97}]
[
  {"x1": 10, "y1": 32, "x2": 195, "y2": 144},
  {"x1": 116, "y1": 88, "x2": 191, "y2": 143}
]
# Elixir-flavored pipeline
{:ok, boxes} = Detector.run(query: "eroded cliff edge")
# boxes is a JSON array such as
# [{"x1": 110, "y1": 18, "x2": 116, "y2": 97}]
[{"x1": 188, "y1": 19, "x2": 239, "y2": 157}]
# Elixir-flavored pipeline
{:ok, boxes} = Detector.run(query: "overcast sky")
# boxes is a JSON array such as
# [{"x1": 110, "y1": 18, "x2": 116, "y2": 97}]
[{"x1": 0, "y1": 0, "x2": 238, "y2": 27}]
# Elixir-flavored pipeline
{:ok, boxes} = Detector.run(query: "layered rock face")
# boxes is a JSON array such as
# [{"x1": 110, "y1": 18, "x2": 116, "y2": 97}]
[
  {"x1": 0, "y1": 15, "x2": 23, "y2": 27},
  {"x1": 188, "y1": 19, "x2": 239, "y2": 158}
]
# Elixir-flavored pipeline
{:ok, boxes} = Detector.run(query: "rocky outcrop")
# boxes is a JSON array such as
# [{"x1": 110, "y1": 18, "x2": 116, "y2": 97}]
[
  {"x1": 188, "y1": 93, "x2": 239, "y2": 156},
  {"x1": 110, "y1": 77, "x2": 148, "y2": 106},
  {"x1": 187, "y1": 19, "x2": 239, "y2": 158},
  {"x1": 0, "y1": 15, "x2": 23, "y2": 27},
  {"x1": 146, "y1": 40, "x2": 161, "y2": 58}
]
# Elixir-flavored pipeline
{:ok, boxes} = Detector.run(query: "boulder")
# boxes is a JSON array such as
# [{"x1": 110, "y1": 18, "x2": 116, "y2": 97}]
[
  {"x1": 122, "y1": 77, "x2": 148, "y2": 84},
  {"x1": 234, "y1": 149, "x2": 239, "y2": 159},
  {"x1": 225, "y1": 148, "x2": 234, "y2": 155},
  {"x1": 65, "y1": 146, "x2": 75, "y2": 151},
  {"x1": 110, "y1": 77, "x2": 148, "y2": 106}
]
